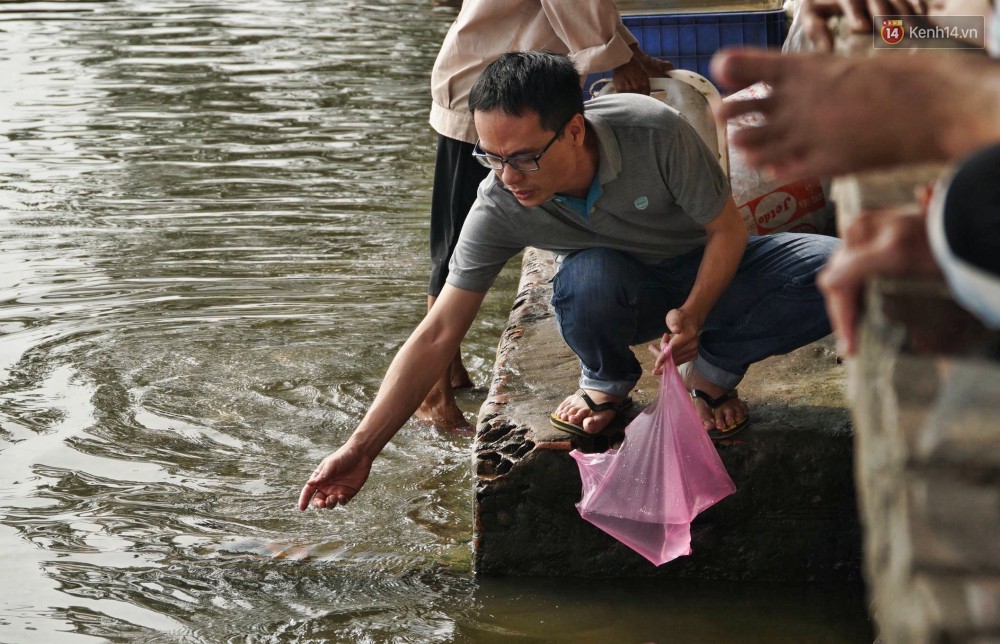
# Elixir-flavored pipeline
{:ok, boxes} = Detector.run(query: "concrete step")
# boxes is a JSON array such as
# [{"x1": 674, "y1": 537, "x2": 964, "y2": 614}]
[{"x1": 473, "y1": 248, "x2": 862, "y2": 580}]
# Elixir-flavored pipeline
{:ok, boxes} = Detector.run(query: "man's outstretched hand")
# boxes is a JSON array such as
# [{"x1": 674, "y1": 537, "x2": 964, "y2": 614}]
[{"x1": 297, "y1": 442, "x2": 374, "y2": 511}]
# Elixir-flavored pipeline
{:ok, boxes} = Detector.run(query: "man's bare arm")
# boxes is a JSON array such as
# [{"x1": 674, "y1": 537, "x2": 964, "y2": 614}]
[
  {"x1": 298, "y1": 284, "x2": 487, "y2": 510},
  {"x1": 657, "y1": 196, "x2": 748, "y2": 368}
]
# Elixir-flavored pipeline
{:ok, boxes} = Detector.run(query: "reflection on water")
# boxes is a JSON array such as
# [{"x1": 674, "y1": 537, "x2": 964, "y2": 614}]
[{"x1": 0, "y1": 1, "x2": 869, "y2": 641}]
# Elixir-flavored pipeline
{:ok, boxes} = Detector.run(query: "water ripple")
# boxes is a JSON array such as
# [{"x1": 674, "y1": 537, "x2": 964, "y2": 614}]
[
  {"x1": 0, "y1": 1, "x2": 494, "y2": 641},
  {"x1": 0, "y1": 1, "x2": 873, "y2": 642}
]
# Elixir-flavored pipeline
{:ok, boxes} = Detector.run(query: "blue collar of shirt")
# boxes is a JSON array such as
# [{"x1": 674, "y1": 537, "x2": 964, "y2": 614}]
[{"x1": 554, "y1": 172, "x2": 603, "y2": 221}]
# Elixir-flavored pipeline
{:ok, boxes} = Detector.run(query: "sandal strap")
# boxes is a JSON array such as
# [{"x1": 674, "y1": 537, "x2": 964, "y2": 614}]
[
  {"x1": 690, "y1": 388, "x2": 739, "y2": 409},
  {"x1": 575, "y1": 389, "x2": 632, "y2": 413}
]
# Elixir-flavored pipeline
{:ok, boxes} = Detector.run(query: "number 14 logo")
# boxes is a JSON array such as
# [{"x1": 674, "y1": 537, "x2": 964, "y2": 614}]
[{"x1": 881, "y1": 19, "x2": 904, "y2": 45}]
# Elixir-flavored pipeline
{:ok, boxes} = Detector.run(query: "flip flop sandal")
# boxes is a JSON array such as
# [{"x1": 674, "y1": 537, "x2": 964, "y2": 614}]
[
  {"x1": 549, "y1": 389, "x2": 633, "y2": 437},
  {"x1": 690, "y1": 388, "x2": 750, "y2": 441}
]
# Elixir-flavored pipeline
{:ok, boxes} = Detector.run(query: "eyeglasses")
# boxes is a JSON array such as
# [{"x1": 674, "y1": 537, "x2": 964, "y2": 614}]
[{"x1": 472, "y1": 122, "x2": 567, "y2": 173}]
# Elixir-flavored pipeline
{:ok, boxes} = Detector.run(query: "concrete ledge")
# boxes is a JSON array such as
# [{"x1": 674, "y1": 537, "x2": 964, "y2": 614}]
[
  {"x1": 473, "y1": 248, "x2": 861, "y2": 580},
  {"x1": 832, "y1": 166, "x2": 1000, "y2": 642},
  {"x1": 850, "y1": 280, "x2": 1000, "y2": 642}
]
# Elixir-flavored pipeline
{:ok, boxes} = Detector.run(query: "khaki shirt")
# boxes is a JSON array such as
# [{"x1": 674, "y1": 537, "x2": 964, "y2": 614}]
[{"x1": 429, "y1": 0, "x2": 638, "y2": 143}]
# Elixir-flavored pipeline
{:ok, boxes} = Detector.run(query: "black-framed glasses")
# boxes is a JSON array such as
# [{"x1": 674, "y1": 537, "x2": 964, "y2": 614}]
[{"x1": 472, "y1": 122, "x2": 567, "y2": 173}]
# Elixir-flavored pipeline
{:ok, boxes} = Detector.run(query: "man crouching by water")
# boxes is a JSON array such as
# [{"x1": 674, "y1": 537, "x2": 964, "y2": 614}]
[{"x1": 298, "y1": 51, "x2": 836, "y2": 511}]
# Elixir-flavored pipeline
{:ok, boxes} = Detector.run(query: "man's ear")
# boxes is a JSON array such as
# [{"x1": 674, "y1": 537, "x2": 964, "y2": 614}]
[{"x1": 566, "y1": 113, "x2": 587, "y2": 146}]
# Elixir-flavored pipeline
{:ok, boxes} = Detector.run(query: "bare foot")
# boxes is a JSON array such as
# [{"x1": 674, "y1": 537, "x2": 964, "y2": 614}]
[
  {"x1": 552, "y1": 389, "x2": 629, "y2": 435},
  {"x1": 449, "y1": 354, "x2": 474, "y2": 390},
  {"x1": 682, "y1": 367, "x2": 748, "y2": 433},
  {"x1": 415, "y1": 384, "x2": 470, "y2": 429}
]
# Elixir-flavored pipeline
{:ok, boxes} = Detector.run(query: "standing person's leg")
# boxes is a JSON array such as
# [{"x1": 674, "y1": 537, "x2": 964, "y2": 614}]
[
  {"x1": 418, "y1": 135, "x2": 490, "y2": 428},
  {"x1": 549, "y1": 248, "x2": 685, "y2": 435},
  {"x1": 669, "y1": 233, "x2": 837, "y2": 437}
]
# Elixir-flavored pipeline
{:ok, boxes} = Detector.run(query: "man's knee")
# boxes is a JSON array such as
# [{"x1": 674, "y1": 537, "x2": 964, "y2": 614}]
[
  {"x1": 552, "y1": 248, "x2": 639, "y2": 300},
  {"x1": 758, "y1": 232, "x2": 839, "y2": 286}
]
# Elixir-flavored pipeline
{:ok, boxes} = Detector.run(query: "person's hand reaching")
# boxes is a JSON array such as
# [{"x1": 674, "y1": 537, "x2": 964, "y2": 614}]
[{"x1": 297, "y1": 442, "x2": 374, "y2": 511}]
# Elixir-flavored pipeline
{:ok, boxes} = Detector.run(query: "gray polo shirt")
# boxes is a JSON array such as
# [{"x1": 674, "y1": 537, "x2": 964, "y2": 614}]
[{"x1": 446, "y1": 93, "x2": 730, "y2": 293}]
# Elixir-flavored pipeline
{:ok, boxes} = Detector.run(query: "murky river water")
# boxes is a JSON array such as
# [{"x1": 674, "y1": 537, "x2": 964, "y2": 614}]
[{"x1": 0, "y1": 1, "x2": 871, "y2": 641}]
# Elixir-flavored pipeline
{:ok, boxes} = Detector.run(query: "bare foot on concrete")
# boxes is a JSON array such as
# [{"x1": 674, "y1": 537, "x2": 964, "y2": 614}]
[
  {"x1": 551, "y1": 389, "x2": 630, "y2": 435},
  {"x1": 682, "y1": 366, "x2": 748, "y2": 433},
  {"x1": 415, "y1": 383, "x2": 470, "y2": 430}
]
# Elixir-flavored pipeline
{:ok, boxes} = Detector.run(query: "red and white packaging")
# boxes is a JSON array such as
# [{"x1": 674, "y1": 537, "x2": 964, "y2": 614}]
[{"x1": 725, "y1": 83, "x2": 834, "y2": 235}]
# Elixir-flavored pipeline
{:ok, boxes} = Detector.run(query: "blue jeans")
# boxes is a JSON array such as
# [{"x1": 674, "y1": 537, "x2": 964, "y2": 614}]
[{"x1": 550, "y1": 233, "x2": 838, "y2": 397}]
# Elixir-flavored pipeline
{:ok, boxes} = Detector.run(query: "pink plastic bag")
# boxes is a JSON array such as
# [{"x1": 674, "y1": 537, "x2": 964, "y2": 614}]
[{"x1": 570, "y1": 346, "x2": 737, "y2": 565}]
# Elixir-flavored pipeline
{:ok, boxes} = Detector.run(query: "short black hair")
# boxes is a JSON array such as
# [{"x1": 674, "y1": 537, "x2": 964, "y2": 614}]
[{"x1": 468, "y1": 51, "x2": 583, "y2": 133}]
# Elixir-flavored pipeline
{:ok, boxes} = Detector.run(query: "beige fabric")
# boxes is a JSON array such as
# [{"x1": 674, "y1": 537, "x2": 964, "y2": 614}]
[{"x1": 429, "y1": 0, "x2": 638, "y2": 143}]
